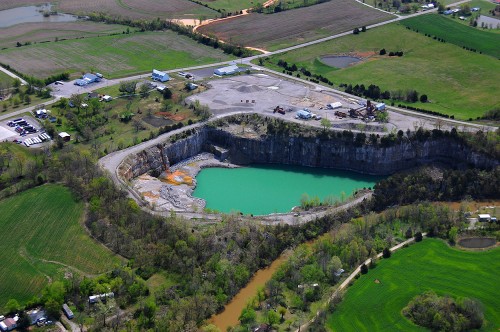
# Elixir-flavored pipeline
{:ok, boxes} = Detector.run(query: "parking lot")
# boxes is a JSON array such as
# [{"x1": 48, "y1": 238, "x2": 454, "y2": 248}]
[{"x1": 1, "y1": 115, "x2": 50, "y2": 147}]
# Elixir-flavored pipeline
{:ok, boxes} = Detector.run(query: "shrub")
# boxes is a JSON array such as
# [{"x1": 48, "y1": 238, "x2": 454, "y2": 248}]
[
  {"x1": 360, "y1": 263, "x2": 368, "y2": 274},
  {"x1": 382, "y1": 247, "x2": 391, "y2": 258},
  {"x1": 415, "y1": 232, "x2": 423, "y2": 242}
]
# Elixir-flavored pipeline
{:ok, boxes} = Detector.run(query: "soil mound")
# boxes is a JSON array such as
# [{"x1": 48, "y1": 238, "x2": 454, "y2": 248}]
[{"x1": 236, "y1": 84, "x2": 262, "y2": 93}]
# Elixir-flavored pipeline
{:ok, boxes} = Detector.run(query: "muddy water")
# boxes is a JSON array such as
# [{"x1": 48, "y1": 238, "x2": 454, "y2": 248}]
[
  {"x1": 458, "y1": 237, "x2": 496, "y2": 249},
  {"x1": 0, "y1": 4, "x2": 77, "y2": 28},
  {"x1": 320, "y1": 55, "x2": 361, "y2": 68},
  {"x1": 210, "y1": 254, "x2": 288, "y2": 331}
]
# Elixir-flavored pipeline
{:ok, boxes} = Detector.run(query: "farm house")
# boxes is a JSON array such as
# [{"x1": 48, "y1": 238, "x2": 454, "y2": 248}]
[
  {"x1": 214, "y1": 65, "x2": 239, "y2": 76},
  {"x1": 152, "y1": 69, "x2": 170, "y2": 82}
]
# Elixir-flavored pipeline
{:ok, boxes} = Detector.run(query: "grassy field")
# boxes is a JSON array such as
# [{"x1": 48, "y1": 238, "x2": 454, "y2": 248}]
[
  {"x1": 0, "y1": 21, "x2": 129, "y2": 50},
  {"x1": 198, "y1": 0, "x2": 394, "y2": 51},
  {"x1": 326, "y1": 239, "x2": 500, "y2": 331},
  {"x1": 0, "y1": 70, "x2": 14, "y2": 86},
  {"x1": 0, "y1": 30, "x2": 234, "y2": 79},
  {"x1": 0, "y1": 185, "x2": 122, "y2": 309},
  {"x1": 261, "y1": 23, "x2": 500, "y2": 119},
  {"x1": 0, "y1": 0, "x2": 218, "y2": 19},
  {"x1": 401, "y1": 14, "x2": 500, "y2": 58}
]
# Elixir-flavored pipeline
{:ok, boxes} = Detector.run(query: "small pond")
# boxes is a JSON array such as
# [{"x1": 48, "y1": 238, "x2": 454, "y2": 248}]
[
  {"x1": 458, "y1": 237, "x2": 496, "y2": 249},
  {"x1": 320, "y1": 55, "x2": 362, "y2": 68},
  {"x1": 0, "y1": 4, "x2": 78, "y2": 28}
]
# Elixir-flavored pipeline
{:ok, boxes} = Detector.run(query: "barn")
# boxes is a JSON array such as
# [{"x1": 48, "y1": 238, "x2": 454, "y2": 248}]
[
  {"x1": 152, "y1": 69, "x2": 170, "y2": 82},
  {"x1": 58, "y1": 132, "x2": 71, "y2": 142}
]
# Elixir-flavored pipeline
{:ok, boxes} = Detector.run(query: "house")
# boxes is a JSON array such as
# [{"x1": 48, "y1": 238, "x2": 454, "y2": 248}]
[
  {"x1": 152, "y1": 69, "x2": 170, "y2": 82},
  {"x1": 375, "y1": 102, "x2": 386, "y2": 111},
  {"x1": 34, "y1": 109, "x2": 49, "y2": 118},
  {"x1": 82, "y1": 73, "x2": 99, "y2": 84},
  {"x1": 58, "y1": 132, "x2": 71, "y2": 142},
  {"x1": 214, "y1": 64, "x2": 240, "y2": 76},
  {"x1": 327, "y1": 102, "x2": 342, "y2": 109},
  {"x1": 62, "y1": 304, "x2": 74, "y2": 319},
  {"x1": 102, "y1": 95, "x2": 112, "y2": 102},
  {"x1": 0, "y1": 318, "x2": 16, "y2": 331},
  {"x1": 478, "y1": 214, "x2": 491, "y2": 222}
]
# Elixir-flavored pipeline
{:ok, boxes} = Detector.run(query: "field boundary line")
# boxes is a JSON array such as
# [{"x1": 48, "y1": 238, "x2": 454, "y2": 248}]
[{"x1": 295, "y1": 233, "x2": 427, "y2": 331}]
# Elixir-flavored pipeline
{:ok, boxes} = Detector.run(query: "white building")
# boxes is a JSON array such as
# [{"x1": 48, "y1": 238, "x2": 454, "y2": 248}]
[{"x1": 214, "y1": 65, "x2": 240, "y2": 76}]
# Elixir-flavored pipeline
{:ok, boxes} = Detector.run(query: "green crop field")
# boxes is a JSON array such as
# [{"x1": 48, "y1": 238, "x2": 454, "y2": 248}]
[
  {"x1": 0, "y1": 30, "x2": 234, "y2": 79},
  {"x1": 198, "y1": 0, "x2": 260, "y2": 12},
  {"x1": 401, "y1": 14, "x2": 500, "y2": 58},
  {"x1": 327, "y1": 239, "x2": 500, "y2": 331},
  {"x1": 0, "y1": 185, "x2": 122, "y2": 310},
  {"x1": 262, "y1": 23, "x2": 500, "y2": 119}
]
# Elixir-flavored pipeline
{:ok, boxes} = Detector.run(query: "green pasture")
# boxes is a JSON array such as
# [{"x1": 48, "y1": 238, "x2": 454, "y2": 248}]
[
  {"x1": 466, "y1": 0, "x2": 498, "y2": 17},
  {"x1": 0, "y1": 185, "x2": 122, "y2": 310},
  {"x1": 0, "y1": 30, "x2": 234, "y2": 79},
  {"x1": 262, "y1": 23, "x2": 500, "y2": 119},
  {"x1": 401, "y1": 14, "x2": 500, "y2": 58},
  {"x1": 327, "y1": 239, "x2": 500, "y2": 331}
]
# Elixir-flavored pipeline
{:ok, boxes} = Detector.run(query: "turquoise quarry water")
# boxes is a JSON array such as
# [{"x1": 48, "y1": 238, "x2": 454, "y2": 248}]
[{"x1": 193, "y1": 164, "x2": 382, "y2": 215}]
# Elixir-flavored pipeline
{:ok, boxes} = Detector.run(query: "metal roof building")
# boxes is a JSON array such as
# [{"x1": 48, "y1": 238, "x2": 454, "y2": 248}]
[
  {"x1": 152, "y1": 69, "x2": 170, "y2": 82},
  {"x1": 214, "y1": 65, "x2": 240, "y2": 76}
]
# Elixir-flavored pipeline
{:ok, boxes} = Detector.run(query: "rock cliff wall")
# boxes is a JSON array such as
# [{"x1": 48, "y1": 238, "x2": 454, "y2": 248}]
[{"x1": 119, "y1": 127, "x2": 498, "y2": 180}]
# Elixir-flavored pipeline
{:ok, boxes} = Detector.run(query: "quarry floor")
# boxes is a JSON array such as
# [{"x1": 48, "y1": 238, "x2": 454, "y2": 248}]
[{"x1": 186, "y1": 74, "x2": 458, "y2": 133}]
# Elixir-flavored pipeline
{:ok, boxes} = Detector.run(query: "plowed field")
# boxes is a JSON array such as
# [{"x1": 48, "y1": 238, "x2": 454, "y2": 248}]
[{"x1": 198, "y1": 0, "x2": 395, "y2": 50}]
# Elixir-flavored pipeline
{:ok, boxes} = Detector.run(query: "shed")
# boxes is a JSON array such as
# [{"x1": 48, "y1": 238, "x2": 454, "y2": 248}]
[
  {"x1": 478, "y1": 214, "x2": 491, "y2": 222},
  {"x1": 102, "y1": 95, "x2": 112, "y2": 102},
  {"x1": 214, "y1": 65, "x2": 239, "y2": 76},
  {"x1": 186, "y1": 83, "x2": 198, "y2": 90},
  {"x1": 152, "y1": 69, "x2": 170, "y2": 82},
  {"x1": 58, "y1": 132, "x2": 71, "y2": 142},
  {"x1": 62, "y1": 304, "x2": 74, "y2": 319},
  {"x1": 327, "y1": 102, "x2": 342, "y2": 109},
  {"x1": 375, "y1": 102, "x2": 386, "y2": 111},
  {"x1": 156, "y1": 85, "x2": 166, "y2": 92},
  {"x1": 87, "y1": 92, "x2": 99, "y2": 99}
]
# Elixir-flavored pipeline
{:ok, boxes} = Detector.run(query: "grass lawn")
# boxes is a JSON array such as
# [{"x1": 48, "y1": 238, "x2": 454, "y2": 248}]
[
  {"x1": 0, "y1": 185, "x2": 123, "y2": 310},
  {"x1": 0, "y1": 30, "x2": 234, "y2": 79},
  {"x1": 326, "y1": 239, "x2": 500, "y2": 331},
  {"x1": 401, "y1": 14, "x2": 500, "y2": 58},
  {"x1": 261, "y1": 22, "x2": 500, "y2": 119}
]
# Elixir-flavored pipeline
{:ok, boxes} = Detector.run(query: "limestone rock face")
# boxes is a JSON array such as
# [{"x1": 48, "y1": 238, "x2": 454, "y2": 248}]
[{"x1": 120, "y1": 127, "x2": 498, "y2": 180}]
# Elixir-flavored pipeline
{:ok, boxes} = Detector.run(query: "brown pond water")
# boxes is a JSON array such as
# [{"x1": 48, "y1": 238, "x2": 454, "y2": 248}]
[
  {"x1": 209, "y1": 253, "x2": 288, "y2": 331},
  {"x1": 458, "y1": 237, "x2": 496, "y2": 249}
]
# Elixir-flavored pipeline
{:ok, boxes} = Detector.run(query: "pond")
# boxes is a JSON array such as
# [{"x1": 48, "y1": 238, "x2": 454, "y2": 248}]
[
  {"x1": 192, "y1": 164, "x2": 382, "y2": 215},
  {"x1": 0, "y1": 4, "x2": 78, "y2": 28},
  {"x1": 458, "y1": 237, "x2": 496, "y2": 249},
  {"x1": 320, "y1": 55, "x2": 362, "y2": 68}
]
